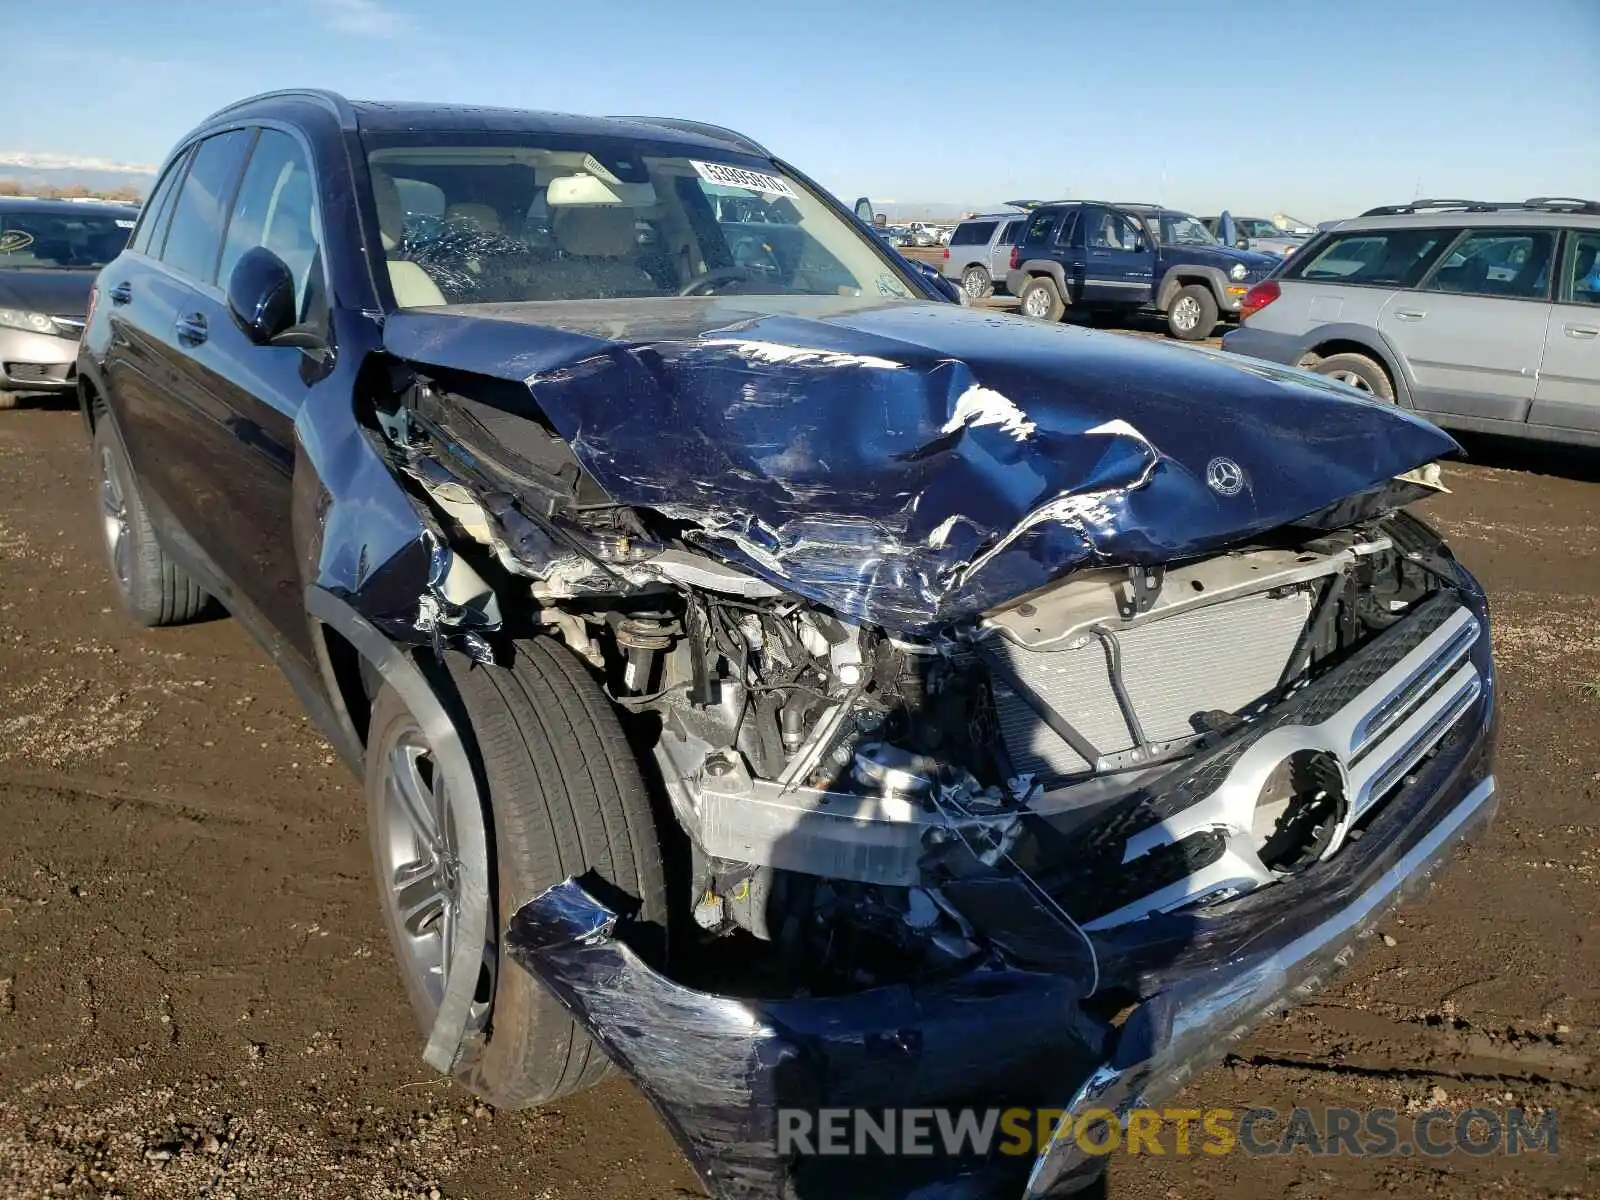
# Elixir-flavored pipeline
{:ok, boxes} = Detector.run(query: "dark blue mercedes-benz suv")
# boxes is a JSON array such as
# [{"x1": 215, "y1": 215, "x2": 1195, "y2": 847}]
[{"x1": 78, "y1": 91, "x2": 1497, "y2": 1200}]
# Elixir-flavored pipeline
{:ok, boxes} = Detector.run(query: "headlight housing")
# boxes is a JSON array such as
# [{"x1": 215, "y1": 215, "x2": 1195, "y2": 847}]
[
  {"x1": 1229, "y1": 263, "x2": 1248, "y2": 281},
  {"x1": 0, "y1": 308, "x2": 56, "y2": 334}
]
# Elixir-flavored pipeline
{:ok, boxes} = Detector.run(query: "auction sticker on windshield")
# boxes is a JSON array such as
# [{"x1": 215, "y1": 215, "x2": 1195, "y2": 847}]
[{"x1": 691, "y1": 160, "x2": 797, "y2": 199}]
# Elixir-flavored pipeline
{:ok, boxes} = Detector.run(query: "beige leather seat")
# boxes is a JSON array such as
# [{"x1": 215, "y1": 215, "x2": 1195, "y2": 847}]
[
  {"x1": 370, "y1": 168, "x2": 447, "y2": 308},
  {"x1": 532, "y1": 206, "x2": 656, "y2": 300}
]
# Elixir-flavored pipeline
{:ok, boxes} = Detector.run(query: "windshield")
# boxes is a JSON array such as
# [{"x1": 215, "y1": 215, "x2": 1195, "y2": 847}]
[
  {"x1": 1161, "y1": 214, "x2": 1217, "y2": 245},
  {"x1": 364, "y1": 133, "x2": 916, "y2": 307},
  {"x1": 1238, "y1": 219, "x2": 1282, "y2": 239},
  {"x1": 0, "y1": 209, "x2": 134, "y2": 270}
]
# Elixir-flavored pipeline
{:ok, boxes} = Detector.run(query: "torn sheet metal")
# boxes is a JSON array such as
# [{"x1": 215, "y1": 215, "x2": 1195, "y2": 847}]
[
  {"x1": 383, "y1": 297, "x2": 1458, "y2": 632},
  {"x1": 504, "y1": 879, "x2": 1105, "y2": 1200}
]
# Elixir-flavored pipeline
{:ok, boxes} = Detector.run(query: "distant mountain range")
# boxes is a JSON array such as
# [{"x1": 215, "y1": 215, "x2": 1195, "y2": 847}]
[{"x1": 0, "y1": 153, "x2": 157, "y2": 198}]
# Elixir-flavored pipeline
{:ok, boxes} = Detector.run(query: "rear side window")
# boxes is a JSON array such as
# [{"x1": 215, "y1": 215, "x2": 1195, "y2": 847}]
[
  {"x1": 1289, "y1": 229, "x2": 1446, "y2": 287},
  {"x1": 998, "y1": 218, "x2": 1023, "y2": 245},
  {"x1": 1024, "y1": 210, "x2": 1060, "y2": 244},
  {"x1": 160, "y1": 129, "x2": 252, "y2": 284},
  {"x1": 950, "y1": 220, "x2": 997, "y2": 246},
  {"x1": 218, "y1": 129, "x2": 323, "y2": 320},
  {"x1": 132, "y1": 152, "x2": 189, "y2": 256},
  {"x1": 1423, "y1": 228, "x2": 1555, "y2": 300},
  {"x1": 1562, "y1": 230, "x2": 1600, "y2": 306}
]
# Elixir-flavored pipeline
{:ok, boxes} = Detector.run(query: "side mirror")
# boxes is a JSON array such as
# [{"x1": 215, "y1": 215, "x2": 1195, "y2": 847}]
[
  {"x1": 1235, "y1": 238, "x2": 1250, "y2": 250},
  {"x1": 226, "y1": 246, "x2": 297, "y2": 345}
]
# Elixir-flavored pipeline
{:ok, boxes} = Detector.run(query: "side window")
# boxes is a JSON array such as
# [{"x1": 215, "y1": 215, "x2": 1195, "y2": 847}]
[
  {"x1": 218, "y1": 129, "x2": 323, "y2": 320},
  {"x1": 1054, "y1": 210, "x2": 1079, "y2": 244},
  {"x1": 950, "y1": 220, "x2": 996, "y2": 247},
  {"x1": 1563, "y1": 231, "x2": 1600, "y2": 306},
  {"x1": 1288, "y1": 229, "x2": 1446, "y2": 287},
  {"x1": 1424, "y1": 228, "x2": 1556, "y2": 300},
  {"x1": 998, "y1": 218, "x2": 1023, "y2": 245},
  {"x1": 160, "y1": 129, "x2": 252, "y2": 284},
  {"x1": 131, "y1": 152, "x2": 189, "y2": 255},
  {"x1": 1089, "y1": 212, "x2": 1143, "y2": 251},
  {"x1": 1024, "y1": 211, "x2": 1058, "y2": 244}
]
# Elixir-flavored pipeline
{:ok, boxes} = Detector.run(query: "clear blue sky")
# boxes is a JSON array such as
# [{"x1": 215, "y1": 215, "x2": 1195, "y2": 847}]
[{"x1": 4, "y1": 0, "x2": 1596, "y2": 220}]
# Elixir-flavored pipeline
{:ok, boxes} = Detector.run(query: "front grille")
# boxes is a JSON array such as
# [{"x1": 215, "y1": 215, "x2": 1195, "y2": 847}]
[
  {"x1": 1244, "y1": 263, "x2": 1276, "y2": 284},
  {"x1": 984, "y1": 587, "x2": 1313, "y2": 778},
  {"x1": 3, "y1": 362, "x2": 70, "y2": 383}
]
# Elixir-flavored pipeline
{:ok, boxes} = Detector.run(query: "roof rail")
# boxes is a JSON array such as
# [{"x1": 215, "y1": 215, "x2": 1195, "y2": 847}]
[
  {"x1": 197, "y1": 88, "x2": 356, "y2": 131},
  {"x1": 1523, "y1": 196, "x2": 1600, "y2": 214},
  {"x1": 1360, "y1": 197, "x2": 1600, "y2": 218},
  {"x1": 1358, "y1": 199, "x2": 1500, "y2": 216},
  {"x1": 609, "y1": 116, "x2": 770, "y2": 157}
]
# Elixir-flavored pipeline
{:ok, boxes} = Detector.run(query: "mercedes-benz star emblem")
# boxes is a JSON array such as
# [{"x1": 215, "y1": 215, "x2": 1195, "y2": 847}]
[{"x1": 1206, "y1": 457, "x2": 1245, "y2": 496}]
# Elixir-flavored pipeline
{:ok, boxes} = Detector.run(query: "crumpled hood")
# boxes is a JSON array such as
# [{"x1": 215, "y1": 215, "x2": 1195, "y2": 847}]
[
  {"x1": 0, "y1": 269, "x2": 95, "y2": 318},
  {"x1": 385, "y1": 298, "x2": 1457, "y2": 631}
]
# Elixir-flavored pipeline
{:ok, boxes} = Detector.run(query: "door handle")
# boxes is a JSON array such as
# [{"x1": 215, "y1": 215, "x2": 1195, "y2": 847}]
[
  {"x1": 108, "y1": 281, "x2": 132, "y2": 306},
  {"x1": 1393, "y1": 309, "x2": 1426, "y2": 321},
  {"x1": 175, "y1": 312, "x2": 208, "y2": 347},
  {"x1": 1565, "y1": 323, "x2": 1600, "y2": 339}
]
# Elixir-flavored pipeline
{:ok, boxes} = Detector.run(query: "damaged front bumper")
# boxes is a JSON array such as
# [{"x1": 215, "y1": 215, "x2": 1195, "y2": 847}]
[{"x1": 503, "y1": 585, "x2": 1497, "y2": 1200}]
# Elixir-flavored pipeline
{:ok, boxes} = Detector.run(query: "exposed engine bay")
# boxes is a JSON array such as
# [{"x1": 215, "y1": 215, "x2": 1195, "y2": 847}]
[{"x1": 372, "y1": 366, "x2": 1480, "y2": 1001}]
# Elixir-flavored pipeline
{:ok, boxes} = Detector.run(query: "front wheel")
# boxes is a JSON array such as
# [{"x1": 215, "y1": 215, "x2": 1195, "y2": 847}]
[
  {"x1": 1166, "y1": 284, "x2": 1219, "y2": 340},
  {"x1": 1019, "y1": 276, "x2": 1066, "y2": 321},
  {"x1": 365, "y1": 637, "x2": 667, "y2": 1108},
  {"x1": 1309, "y1": 352, "x2": 1395, "y2": 401},
  {"x1": 961, "y1": 265, "x2": 993, "y2": 301}
]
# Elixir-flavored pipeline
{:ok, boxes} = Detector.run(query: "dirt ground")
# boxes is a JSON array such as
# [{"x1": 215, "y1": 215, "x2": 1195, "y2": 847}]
[{"x1": 0, "y1": 390, "x2": 1595, "y2": 1200}]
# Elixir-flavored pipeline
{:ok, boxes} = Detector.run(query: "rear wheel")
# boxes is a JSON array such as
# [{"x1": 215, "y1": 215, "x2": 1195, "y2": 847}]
[
  {"x1": 92, "y1": 418, "x2": 209, "y2": 626},
  {"x1": 1019, "y1": 276, "x2": 1066, "y2": 322},
  {"x1": 1166, "y1": 284, "x2": 1219, "y2": 340},
  {"x1": 1309, "y1": 352, "x2": 1395, "y2": 401},
  {"x1": 365, "y1": 637, "x2": 668, "y2": 1107},
  {"x1": 961, "y1": 265, "x2": 994, "y2": 301}
]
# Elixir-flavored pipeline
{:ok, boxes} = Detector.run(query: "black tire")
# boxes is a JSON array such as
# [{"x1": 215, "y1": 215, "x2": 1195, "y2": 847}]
[
  {"x1": 92, "y1": 417, "x2": 209, "y2": 626},
  {"x1": 1309, "y1": 352, "x2": 1395, "y2": 401},
  {"x1": 365, "y1": 638, "x2": 667, "y2": 1108},
  {"x1": 1166, "y1": 283, "x2": 1219, "y2": 340},
  {"x1": 1019, "y1": 275, "x2": 1066, "y2": 322},
  {"x1": 960, "y1": 265, "x2": 994, "y2": 301}
]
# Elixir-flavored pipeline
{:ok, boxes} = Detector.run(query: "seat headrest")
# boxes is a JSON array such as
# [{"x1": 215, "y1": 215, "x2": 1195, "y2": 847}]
[
  {"x1": 370, "y1": 168, "x2": 404, "y2": 252},
  {"x1": 552, "y1": 206, "x2": 637, "y2": 258},
  {"x1": 445, "y1": 203, "x2": 502, "y2": 234}
]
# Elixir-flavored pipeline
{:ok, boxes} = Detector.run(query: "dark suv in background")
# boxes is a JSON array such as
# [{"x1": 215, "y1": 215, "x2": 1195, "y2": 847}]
[{"x1": 1005, "y1": 201, "x2": 1277, "y2": 339}]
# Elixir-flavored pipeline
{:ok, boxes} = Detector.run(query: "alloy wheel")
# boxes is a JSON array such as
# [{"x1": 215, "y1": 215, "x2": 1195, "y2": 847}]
[
  {"x1": 1023, "y1": 287, "x2": 1050, "y2": 317},
  {"x1": 964, "y1": 271, "x2": 987, "y2": 299},
  {"x1": 1171, "y1": 295, "x2": 1201, "y2": 332},
  {"x1": 98, "y1": 445, "x2": 132, "y2": 590},
  {"x1": 1328, "y1": 369, "x2": 1374, "y2": 393},
  {"x1": 375, "y1": 720, "x2": 490, "y2": 1020}
]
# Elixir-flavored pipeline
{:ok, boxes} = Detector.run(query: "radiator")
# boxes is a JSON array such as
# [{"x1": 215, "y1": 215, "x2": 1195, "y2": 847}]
[{"x1": 986, "y1": 587, "x2": 1313, "y2": 777}]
